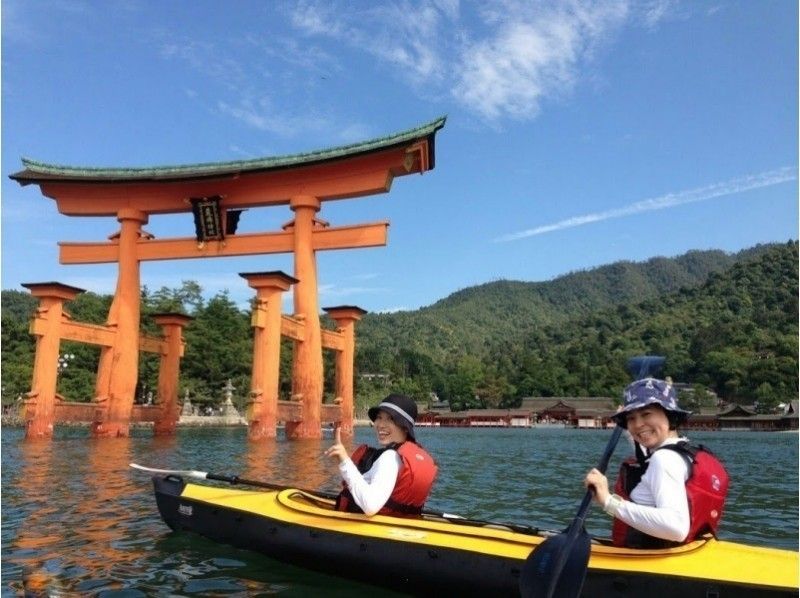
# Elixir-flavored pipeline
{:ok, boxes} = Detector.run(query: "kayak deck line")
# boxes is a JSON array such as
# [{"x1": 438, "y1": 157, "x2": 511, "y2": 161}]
[
  {"x1": 195, "y1": 484, "x2": 791, "y2": 588},
  {"x1": 274, "y1": 489, "x2": 723, "y2": 562},
  {"x1": 181, "y1": 483, "x2": 540, "y2": 559},
  {"x1": 182, "y1": 482, "x2": 543, "y2": 543},
  {"x1": 180, "y1": 483, "x2": 722, "y2": 557},
  {"x1": 157, "y1": 476, "x2": 799, "y2": 596}
]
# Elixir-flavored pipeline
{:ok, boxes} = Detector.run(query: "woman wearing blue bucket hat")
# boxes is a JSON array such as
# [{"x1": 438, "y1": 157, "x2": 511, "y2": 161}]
[
  {"x1": 584, "y1": 378, "x2": 729, "y2": 548},
  {"x1": 325, "y1": 394, "x2": 438, "y2": 517}
]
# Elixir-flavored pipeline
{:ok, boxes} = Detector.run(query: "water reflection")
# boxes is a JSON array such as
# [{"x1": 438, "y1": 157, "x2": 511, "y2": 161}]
[
  {"x1": 278, "y1": 438, "x2": 338, "y2": 493},
  {"x1": 7, "y1": 437, "x2": 150, "y2": 595},
  {"x1": 11, "y1": 440, "x2": 61, "y2": 596},
  {"x1": 1, "y1": 426, "x2": 797, "y2": 597},
  {"x1": 243, "y1": 438, "x2": 278, "y2": 482},
  {"x1": 236, "y1": 436, "x2": 339, "y2": 494}
]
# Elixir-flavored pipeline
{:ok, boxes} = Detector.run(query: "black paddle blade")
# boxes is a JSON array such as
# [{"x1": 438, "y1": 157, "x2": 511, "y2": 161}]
[
  {"x1": 519, "y1": 527, "x2": 591, "y2": 598},
  {"x1": 626, "y1": 355, "x2": 665, "y2": 380},
  {"x1": 520, "y1": 426, "x2": 622, "y2": 598}
]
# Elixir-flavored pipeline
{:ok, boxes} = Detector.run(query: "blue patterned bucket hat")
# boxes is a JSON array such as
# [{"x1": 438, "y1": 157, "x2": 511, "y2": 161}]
[{"x1": 612, "y1": 378, "x2": 691, "y2": 427}]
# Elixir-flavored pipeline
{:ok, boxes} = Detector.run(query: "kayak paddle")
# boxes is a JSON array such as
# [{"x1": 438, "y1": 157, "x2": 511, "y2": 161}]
[
  {"x1": 518, "y1": 425, "x2": 623, "y2": 598},
  {"x1": 130, "y1": 463, "x2": 474, "y2": 524},
  {"x1": 130, "y1": 463, "x2": 339, "y2": 499},
  {"x1": 519, "y1": 355, "x2": 663, "y2": 597},
  {"x1": 626, "y1": 355, "x2": 665, "y2": 379}
]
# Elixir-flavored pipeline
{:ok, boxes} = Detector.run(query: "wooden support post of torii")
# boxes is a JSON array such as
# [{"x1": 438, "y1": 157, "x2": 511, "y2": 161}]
[
  {"x1": 240, "y1": 271, "x2": 297, "y2": 440},
  {"x1": 286, "y1": 195, "x2": 325, "y2": 439},
  {"x1": 152, "y1": 313, "x2": 194, "y2": 436},
  {"x1": 91, "y1": 208, "x2": 148, "y2": 438},
  {"x1": 21, "y1": 282, "x2": 85, "y2": 439},
  {"x1": 323, "y1": 306, "x2": 368, "y2": 437}
]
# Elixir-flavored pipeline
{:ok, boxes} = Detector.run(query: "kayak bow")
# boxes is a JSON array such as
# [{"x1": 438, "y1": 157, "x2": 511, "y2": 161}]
[{"x1": 151, "y1": 475, "x2": 798, "y2": 597}]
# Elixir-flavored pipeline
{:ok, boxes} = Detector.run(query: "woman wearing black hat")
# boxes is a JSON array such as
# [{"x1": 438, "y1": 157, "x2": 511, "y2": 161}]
[
  {"x1": 325, "y1": 394, "x2": 438, "y2": 517},
  {"x1": 584, "y1": 378, "x2": 729, "y2": 548}
]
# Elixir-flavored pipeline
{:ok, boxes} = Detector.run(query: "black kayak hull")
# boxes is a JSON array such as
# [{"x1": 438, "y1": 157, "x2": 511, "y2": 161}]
[{"x1": 153, "y1": 476, "x2": 797, "y2": 597}]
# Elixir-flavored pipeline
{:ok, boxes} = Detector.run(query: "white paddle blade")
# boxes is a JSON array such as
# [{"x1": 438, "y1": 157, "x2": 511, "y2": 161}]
[{"x1": 129, "y1": 462, "x2": 209, "y2": 479}]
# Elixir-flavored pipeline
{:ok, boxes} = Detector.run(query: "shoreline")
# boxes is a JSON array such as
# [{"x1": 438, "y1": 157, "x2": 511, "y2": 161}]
[
  {"x1": 0, "y1": 416, "x2": 377, "y2": 429},
  {"x1": 2, "y1": 418, "x2": 796, "y2": 433}
]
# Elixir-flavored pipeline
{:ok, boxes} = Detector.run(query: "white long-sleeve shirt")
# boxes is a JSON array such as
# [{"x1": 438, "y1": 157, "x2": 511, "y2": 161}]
[
  {"x1": 615, "y1": 437, "x2": 691, "y2": 542},
  {"x1": 338, "y1": 449, "x2": 401, "y2": 516}
]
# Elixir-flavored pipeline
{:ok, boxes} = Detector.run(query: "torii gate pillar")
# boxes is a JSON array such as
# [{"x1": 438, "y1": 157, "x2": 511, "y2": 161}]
[
  {"x1": 286, "y1": 195, "x2": 324, "y2": 439},
  {"x1": 152, "y1": 313, "x2": 194, "y2": 436},
  {"x1": 324, "y1": 306, "x2": 367, "y2": 437},
  {"x1": 21, "y1": 282, "x2": 85, "y2": 439},
  {"x1": 241, "y1": 271, "x2": 297, "y2": 440},
  {"x1": 92, "y1": 208, "x2": 148, "y2": 438}
]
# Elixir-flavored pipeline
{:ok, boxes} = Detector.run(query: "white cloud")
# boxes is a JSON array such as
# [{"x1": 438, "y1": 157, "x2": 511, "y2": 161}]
[
  {"x1": 1, "y1": 0, "x2": 93, "y2": 45},
  {"x1": 150, "y1": 0, "x2": 677, "y2": 129},
  {"x1": 290, "y1": 0, "x2": 450, "y2": 85},
  {"x1": 495, "y1": 166, "x2": 798, "y2": 241},
  {"x1": 228, "y1": 144, "x2": 255, "y2": 158},
  {"x1": 289, "y1": 1, "x2": 344, "y2": 36},
  {"x1": 336, "y1": 123, "x2": 375, "y2": 143},
  {"x1": 217, "y1": 98, "x2": 339, "y2": 139},
  {"x1": 158, "y1": 37, "x2": 248, "y2": 93},
  {"x1": 453, "y1": 1, "x2": 628, "y2": 121},
  {"x1": 153, "y1": 26, "x2": 372, "y2": 141},
  {"x1": 289, "y1": 0, "x2": 637, "y2": 122},
  {"x1": 217, "y1": 100, "x2": 290, "y2": 137},
  {"x1": 432, "y1": 0, "x2": 460, "y2": 20},
  {"x1": 347, "y1": 273, "x2": 380, "y2": 281},
  {"x1": 242, "y1": 33, "x2": 341, "y2": 77},
  {"x1": 639, "y1": 0, "x2": 675, "y2": 28},
  {"x1": 318, "y1": 283, "x2": 389, "y2": 299}
]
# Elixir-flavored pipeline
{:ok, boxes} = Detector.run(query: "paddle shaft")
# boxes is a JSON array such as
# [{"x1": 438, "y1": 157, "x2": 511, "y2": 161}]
[
  {"x1": 130, "y1": 463, "x2": 340, "y2": 500},
  {"x1": 576, "y1": 425, "x2": 624, "y2": 522},
  {"x1": 520, "y1": 425, "x2": 624, "y2": 598},
  {"x1": 546, "y1": 425, "x2": 623, "y2": 593}
]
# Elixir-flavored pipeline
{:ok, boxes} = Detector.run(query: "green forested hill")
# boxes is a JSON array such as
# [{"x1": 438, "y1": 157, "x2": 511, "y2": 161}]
[
  {"x1": 2, "y1": 242, "x2": 796, "y2": 415},
  {"x1": 354, "y1": 244, "x2": 782, "y2": 368},
  {"x1": 497, "y1": 242, "x2": 799, "y2": 406}
]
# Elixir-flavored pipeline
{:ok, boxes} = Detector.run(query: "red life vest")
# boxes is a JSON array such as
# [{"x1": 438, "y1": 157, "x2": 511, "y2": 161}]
[
  {"x1": 335, "y1": 441, "x2": 438, "y2": 517},
  {"x1": 612, "y1": 442, "x2": 729, "y2": 548}
]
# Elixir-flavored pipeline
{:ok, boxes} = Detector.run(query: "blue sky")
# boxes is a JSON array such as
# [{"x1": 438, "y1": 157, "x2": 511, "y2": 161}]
[{"x1": 2, "y1": 1, "x2": 797, "y2": 313}]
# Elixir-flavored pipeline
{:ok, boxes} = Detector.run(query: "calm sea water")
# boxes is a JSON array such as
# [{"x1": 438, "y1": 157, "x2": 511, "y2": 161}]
[{"x1": 2, "y1": 425, "x2": 797, "y2": 596}]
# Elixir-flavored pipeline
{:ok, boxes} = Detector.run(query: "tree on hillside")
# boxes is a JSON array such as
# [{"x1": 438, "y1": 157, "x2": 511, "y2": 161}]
[
  {"x1": 444, "y1": 355, "x2": 484, "y2": 410},
  {"x1": 1, "y1": 292, "x2": 36, "y2": 404},
  {"x1": 181, "y1": 291, "x2": 252, "y2": 402}
]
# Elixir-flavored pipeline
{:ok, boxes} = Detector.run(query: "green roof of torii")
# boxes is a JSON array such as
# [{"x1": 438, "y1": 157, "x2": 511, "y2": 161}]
[{"x1": 10, "y1": 116, "x2": 446, "y2": 184}]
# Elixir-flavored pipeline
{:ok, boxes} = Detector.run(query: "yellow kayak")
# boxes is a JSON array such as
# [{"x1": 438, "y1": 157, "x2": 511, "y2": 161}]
[{"x1": 152, "y1": 475, "x2": 798, "y2": 596}]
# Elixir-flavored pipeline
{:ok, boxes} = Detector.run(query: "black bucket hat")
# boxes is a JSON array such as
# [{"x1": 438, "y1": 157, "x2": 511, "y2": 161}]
[{"x1": 368, "y1": 394, "x2": 417, "y2": 441}]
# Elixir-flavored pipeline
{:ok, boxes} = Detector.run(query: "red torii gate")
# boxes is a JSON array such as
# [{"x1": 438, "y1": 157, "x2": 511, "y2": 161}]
[{"x1": 11, "y1": 117, "x2": 446, "y2": 440}]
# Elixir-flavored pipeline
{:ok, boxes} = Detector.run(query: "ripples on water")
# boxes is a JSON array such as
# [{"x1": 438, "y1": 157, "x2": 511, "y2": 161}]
[{"x1": 2, "y1": 426, "x2": 797, "y2": 596}]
